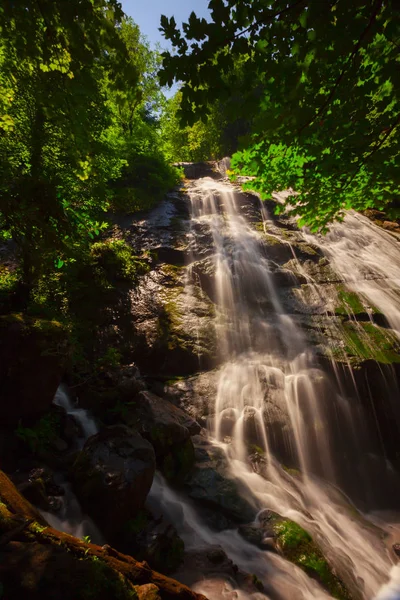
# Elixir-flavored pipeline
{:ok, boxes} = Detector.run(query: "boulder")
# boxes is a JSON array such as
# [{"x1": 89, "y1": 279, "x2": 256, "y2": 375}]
[
  {"x1": 78, "y1": 363, "x2": 146, "y2": 418},
  {"x1": 239, "y1": 510, "x2": 351, "y2": 599},
  {"x1": 71, "y1": 425, "x2": 156, "y2": 537},
  {"x1": 184, "y1": 439, "x2": 255, "y2": 524},
  {"x1": 173, "y1": 545, "x2": 265, "y2": 598},
  {"x1": 0, "y1": 314, "x2": 68, "y2": 425},
  {"x1": 119, "y1": 509, "x2": 185, "y2": 575},
  {"x1": 122, "y1": 391, "x2": 199, "y2": 481}
]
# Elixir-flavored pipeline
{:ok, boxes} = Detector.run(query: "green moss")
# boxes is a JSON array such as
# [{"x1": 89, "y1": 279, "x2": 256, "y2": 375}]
[
  {"x1": 90, "y1": 239, "x2": 149, "y2": 283},
  {"x1": 273, "y1": 519, "x2": 312, "y2": 549},
  {"x1": 262, "y1": 233, "x2": 283, "y2": 246},
  {"x1": 251, "y1": 574, "x2": 264, "y2": 592},
  {"x1": 266, "y1": 514, "x2": 350, "y2": 599},
  {"x1": 342, "y1": 321, "x2": 400, "y2": 364},
  {"x1": 248, "y1": 444, "x2": 265, "y2": 456},
  {"x1": 281, "y1": 464, "x2": 301, "y2": 477},
  {"x1": 125, "y1": 510, "x2": 148, "y2": 534},
  {"x1": 29, "y1": 521, "x2": 47, "y2": 534},
  {"x1": 81, "y1": 555, "x2": 138, "y2": 600},
  {"x1": 0, "y1": 501, "x2": 13, "y2": 526},
  {"x1": 165, "y1": 374, "x2": 187, "y2": 385},
  {"x1": 335, "y1": 287, "x2": 366, "y2": 316},
  {"x1": 15, "y1": 412, "x2": 60, "y2": 454},
  {"x1": 160, "y1": 264, "x2": 185, "y2": 280}
]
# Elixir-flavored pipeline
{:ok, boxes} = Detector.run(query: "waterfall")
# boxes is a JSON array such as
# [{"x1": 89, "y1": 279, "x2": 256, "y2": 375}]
[
  {"x1": 54, "y1": 384, "x2": 98, "y2": 446},
  {"x1": 302, "y1": 211, "x2": 400, "y2": 339},
  {"x1": 176, "y1": 177, "x2": 400, "y2": 600},
  {"x1": 40, "y1": 385, "x2": 103, "y2": 545}
]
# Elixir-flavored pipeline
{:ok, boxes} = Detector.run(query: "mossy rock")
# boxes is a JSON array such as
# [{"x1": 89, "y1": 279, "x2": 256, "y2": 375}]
[
  {"x1": 259, "y1": 511, "x2": 351, "y2": 599},
  {"x1": 334, "y1": 287, "x2": 366, "y2": 317},
  {"x1": 340, "y1": 321, "x2": 400, "y2": 364}
]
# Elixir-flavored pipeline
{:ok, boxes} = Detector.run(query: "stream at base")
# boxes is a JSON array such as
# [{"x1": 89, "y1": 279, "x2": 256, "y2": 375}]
[{"x1": 46, "y1": 178, "x2": 400, "y2": 600}]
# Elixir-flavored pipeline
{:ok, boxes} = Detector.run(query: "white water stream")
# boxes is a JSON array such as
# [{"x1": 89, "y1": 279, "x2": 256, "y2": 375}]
[
  {"x1": 303, "y1": 211, "x2": 400, "y2": 339},
  {"x1": 176, "y1": 178, "x2": 400, "y2": 600},
  {"x1": 40, "y1": 385, "x2": 103, "y2": 544}
]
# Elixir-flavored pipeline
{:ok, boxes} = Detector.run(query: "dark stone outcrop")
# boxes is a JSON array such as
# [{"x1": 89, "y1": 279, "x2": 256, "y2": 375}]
[
  {"x1": 184, "y1": 437, "x2": 255, "y2": 524},
  {"x1": 0, "y1": 314, "x2": 68, "y2": 425},
  {"x1": 120, "y1": 391, "x2": 200, "y2": 481},
  {"x1": 173, "y1": 545, "x2": 265, "y2": 599},
  {"x1": 174, "y1": 162, "x2": 220, "y2": 180},
  {"x1": 71, "y1": 425, "x2": 156, "y2": 537}
]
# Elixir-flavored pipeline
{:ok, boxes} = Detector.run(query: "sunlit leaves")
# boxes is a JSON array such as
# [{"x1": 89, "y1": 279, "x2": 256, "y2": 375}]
[{"x1": 159, "y1": 0, "x2": 400, "y2": 229}]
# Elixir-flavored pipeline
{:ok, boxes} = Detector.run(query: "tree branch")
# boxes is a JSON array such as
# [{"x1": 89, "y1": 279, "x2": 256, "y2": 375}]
[
  {"x1": 231, "y1": 0, "x2": 307, "y2": 41},
  {"x1": 343, "y1": 114, "x2": 400, "y2": 190},
  {"x1": 298, "y1": 0, "x2": 384, "y2": 134}
]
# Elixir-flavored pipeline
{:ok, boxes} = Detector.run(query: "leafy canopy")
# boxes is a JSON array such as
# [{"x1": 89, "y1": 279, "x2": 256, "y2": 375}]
[{"x1": 160, "y1": 0, "x2": 400, "y2": 230}]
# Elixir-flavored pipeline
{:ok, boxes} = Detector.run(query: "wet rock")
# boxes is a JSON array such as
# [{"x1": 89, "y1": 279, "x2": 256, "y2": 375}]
[
  {"x1": 283, "y1": 257, "x2": 342, "y2": 285},
  {"x1": 132, "y1": 391, "x2": 201, "y2": 443},
  {"x1": 120, "y1": 509, "x2": 185, "y2": 574},
  {"x1": 185, "y1": 466, "x2": 254, "y2": 522},
  {"x1": 241, "y1": 510, "x2": 351, "y2": 599},
  {"x1": 185, "y1": 441, "x2": 255, "y2": 524},
  {"x1": 121, "y1": 390, "x2": 199, "y2": 481},
  {"x1": 175, "y1": 162, "x2": 220, "y2": 180},
  {"x1": 158, "y1": 370, "x2": 220, "y2": 424},
  {"x1": 238, "y1": 524, "x2": 276, "y2": 551},
  {"x1": 157, "y1": 246, "x2": 186, "y2": 266},
  {"x1": 71, "y1": 425, "x2": 156, "y2": 537},
  {"x1": 16, "y1": 467, "x2": 64, "y2": 513},
  {"x1": 173, "y1": 545, "x2": 264, "y2": 598},
  {"x1": 78, "y1": 362, "x2": 146, "y2": 418},
  {"x1": 131, "y1": 268, "x2": 217, "y2": 375},
  {"x1": 0, "y1": 314, "x2": 68, "y2": 425}
]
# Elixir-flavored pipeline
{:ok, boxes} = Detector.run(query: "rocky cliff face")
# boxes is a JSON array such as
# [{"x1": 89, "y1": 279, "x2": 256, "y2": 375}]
[{"x1": 109, "y1": 163, "x2": 400, "y2": 484}]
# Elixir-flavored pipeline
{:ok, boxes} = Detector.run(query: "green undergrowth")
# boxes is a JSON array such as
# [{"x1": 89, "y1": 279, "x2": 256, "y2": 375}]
[
  {"x1": 80, "y1": 556, "x2": 138, "y2": 600},
  {"x1": 0, "y1": 266, "x2": 19, "y2": 311},
  {"x1": 15, "y1": 412, "x2": 60, "y2": 454},
  {"x1": 110, "y1": 154, "x2": 183, "y2": 214},
  {"x1": 125, "y1": 510, "x2": 148, "y2": 534}
]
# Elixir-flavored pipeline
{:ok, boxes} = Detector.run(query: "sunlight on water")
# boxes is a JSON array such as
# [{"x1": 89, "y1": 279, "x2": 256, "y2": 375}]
[{"x1": 170, "y1": 177, "x2": 400, "y2": 600}]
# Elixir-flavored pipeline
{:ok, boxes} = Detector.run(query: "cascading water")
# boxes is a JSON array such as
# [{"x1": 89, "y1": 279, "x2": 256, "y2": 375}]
[
  {"x1": 167, "y1": 176, "x2": 400, "y2": 600},
  {"x1": 302, "y1": 211, "x2": 400, "y2": 339},
  {"x1": 54, "y1": 384, "x2": 98, "y2": 447},
  {"x1": 40, "y1": 385, "x2": 103, "y2": 544}
]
